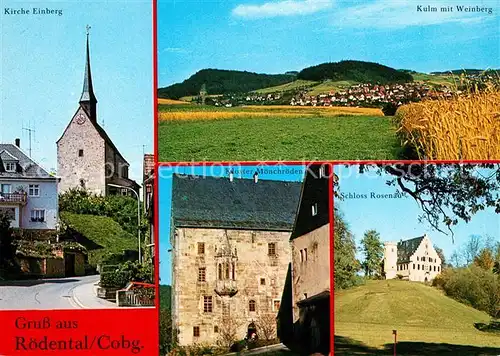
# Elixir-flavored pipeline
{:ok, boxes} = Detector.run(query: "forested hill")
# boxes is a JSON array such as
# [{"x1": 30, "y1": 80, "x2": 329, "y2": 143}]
[
  {"x1": 297, "y1": 60, "x2": 413, "y2": 83},
  {"x1": 158, "y1": 69, "x2": 296, "y2": 99}
]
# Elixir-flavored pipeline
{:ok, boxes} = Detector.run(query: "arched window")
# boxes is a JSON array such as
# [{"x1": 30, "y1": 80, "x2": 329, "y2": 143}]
[
  {"x1": 225, "y1": 262, "x2": 230, "y2": 279},
  {"x1": 218, "y1": 264, "x2": 222, "y2": 280},
  {"x1": 249, "y1": 300, "x2": 256, "y2": 312},
  {"x1": 231, "y1": 262, "x2": 235, "y2": 280}
]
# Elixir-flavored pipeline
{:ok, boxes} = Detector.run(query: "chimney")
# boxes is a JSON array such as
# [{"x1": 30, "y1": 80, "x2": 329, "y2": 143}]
[
  {"x1": 15, "y1": 138, "x2": 20, "y2": 148},
  {"x1": 253, "y1": 172, "x2": 258, "y2": 183},
  {"x1": 229, "y1": 170, "x2": 234, "y2": 182}
]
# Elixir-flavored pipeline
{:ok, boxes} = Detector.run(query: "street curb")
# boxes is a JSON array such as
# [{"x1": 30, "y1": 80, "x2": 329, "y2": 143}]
[{"x1": 70, "y1": 284, "x2": 87, "y2": 309}]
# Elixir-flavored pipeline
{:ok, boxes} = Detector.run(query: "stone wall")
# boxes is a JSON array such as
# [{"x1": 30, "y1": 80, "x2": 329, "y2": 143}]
[
  {"x1": 44, "y1": 258, "x2": 65, "y2": 277},
  {"x1": 290, "y1": 224, "x2": 330, "y2": 323},
  {"x1": 172, "y1": 227, "x2": 291, "y2": 346},
  {"x1": 57, "y1": 107, "x2": 106, "y2": 195}
]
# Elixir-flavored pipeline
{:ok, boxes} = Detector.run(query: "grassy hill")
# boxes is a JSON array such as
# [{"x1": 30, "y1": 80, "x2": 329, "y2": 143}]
[
  {"x1": 252, "y1": 79, "x2": 318, "y2": 94},
  {"x1": 335, "y1": 280, "x2": 500, "y2": 354},
  {"x1": 158, "y1": 69, "x2": 295, "y2": 99},
  {"x1": 60, "y1": 212, "x2": 137, "y2": 267}
]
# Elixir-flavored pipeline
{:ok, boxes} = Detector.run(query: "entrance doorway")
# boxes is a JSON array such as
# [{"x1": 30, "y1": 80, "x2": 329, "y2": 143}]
[{"x1": 65, "y1": 253, "x2": 75, "y2": 277}]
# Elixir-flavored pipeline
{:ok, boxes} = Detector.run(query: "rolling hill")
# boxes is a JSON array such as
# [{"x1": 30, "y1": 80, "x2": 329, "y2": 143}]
[
  {"x1": 158, "y1": 69, "x2": 295, "y2": 99},
  {"x1": 298, "y1": 60, "x2": 413, "y2": 83},
  {"x1": 335, "y1": 280, "x2": 500, "y2": 354}
]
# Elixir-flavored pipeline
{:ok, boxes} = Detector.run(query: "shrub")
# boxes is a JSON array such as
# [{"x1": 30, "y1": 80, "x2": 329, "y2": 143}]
[
  {"x1": 436, "y1": 265, "x2": 500, "y2": 318},
  {"x1": 382, "y1": 102, "x2": 398, "y2": 116},
  {"x1": 59, "y1": 188, "x2": 140, "y2": 235}
]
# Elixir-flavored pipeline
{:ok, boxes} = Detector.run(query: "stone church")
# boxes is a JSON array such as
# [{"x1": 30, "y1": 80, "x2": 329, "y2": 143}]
[
  {"x1": 57, "y1": 31, "x2": 139, "y2": 196},
  {"x1": 383, "y1": 234, "x2": 442, "y2": 282},
  {"x1": 169, "y1": 173, "x2": 302, "y2": 346}
]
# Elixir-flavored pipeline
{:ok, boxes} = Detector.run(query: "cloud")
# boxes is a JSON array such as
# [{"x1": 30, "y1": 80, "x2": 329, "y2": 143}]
[
  {"x1": 232, "y1": 0, "x2": 333, "y2": 19},
  {"x1": 332, "y1": 1, "x2": 490, "y2": 29}
]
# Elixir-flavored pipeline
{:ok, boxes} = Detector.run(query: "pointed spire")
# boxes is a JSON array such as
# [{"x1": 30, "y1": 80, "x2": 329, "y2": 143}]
[{"x1": 79, "y1": 25, "x2": 97, "y2": 121}]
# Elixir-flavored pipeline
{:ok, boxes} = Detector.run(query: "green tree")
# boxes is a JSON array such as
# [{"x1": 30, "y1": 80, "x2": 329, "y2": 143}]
[
  {"x1": 360, "y1": 230, "x2": 384, "y2": 278},
  {"x1": 334, "y1": 209, "x2": 360, "y2": 290}
]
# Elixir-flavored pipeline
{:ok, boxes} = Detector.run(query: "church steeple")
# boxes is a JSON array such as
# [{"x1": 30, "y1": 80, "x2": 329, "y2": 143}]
[{"x1": 79, "y1": 25, "x2": 97, "y2": 122}]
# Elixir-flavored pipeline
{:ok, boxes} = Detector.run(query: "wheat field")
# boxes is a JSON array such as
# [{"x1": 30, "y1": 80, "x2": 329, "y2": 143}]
[
  {"x1": 158, "y1": 105, "x2": 383, "y2": 121},
  {"x1": 395, "y1": 90, "x2": 500, "y2": 160}
]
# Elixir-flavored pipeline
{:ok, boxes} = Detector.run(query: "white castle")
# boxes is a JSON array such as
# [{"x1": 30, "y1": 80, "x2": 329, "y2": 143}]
[{"x1": 383, "y1": 234, "x2": 442, "y2": 282}]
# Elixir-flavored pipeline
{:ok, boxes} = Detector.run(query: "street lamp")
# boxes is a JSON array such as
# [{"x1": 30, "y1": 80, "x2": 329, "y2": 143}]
[{"x1": 108, "y1": 184, "x2": 142, "y2": 263}]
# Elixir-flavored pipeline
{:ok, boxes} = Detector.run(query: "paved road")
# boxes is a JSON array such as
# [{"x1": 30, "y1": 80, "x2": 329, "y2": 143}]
[{"x1": 0, "y1": 275, "x2": 116, "y2": 310}]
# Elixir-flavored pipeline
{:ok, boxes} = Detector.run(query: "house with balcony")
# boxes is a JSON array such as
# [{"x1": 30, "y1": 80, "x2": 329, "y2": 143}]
[
  {"x1": 169, "y1": 173, "x2": 302, "y2": 346},
  {"x1": 0, "y1": 140, "x2": 59, "y2": 230}
]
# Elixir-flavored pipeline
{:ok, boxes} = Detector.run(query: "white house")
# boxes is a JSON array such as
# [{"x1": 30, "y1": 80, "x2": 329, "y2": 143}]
[
  {"x1": 383, "y1": 234, "x2": 442, "y2": 282},
  {"x1": 0, "y1": 141, "x2": 59, "y2": 230}
]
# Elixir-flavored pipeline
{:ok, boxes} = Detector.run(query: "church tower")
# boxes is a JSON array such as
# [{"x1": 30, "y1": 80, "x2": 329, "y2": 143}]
[{"x1": 79, "y1": 25, "x2": 97, "y2": 122}]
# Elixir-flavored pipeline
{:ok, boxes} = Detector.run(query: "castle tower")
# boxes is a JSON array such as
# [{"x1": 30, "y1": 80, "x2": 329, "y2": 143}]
[
  {"x1": 383, "y1": 241, "x2": 397, "y2": 279},
  {"x1": 79, "y1": 25, "x2": 97, "y2": 122}
]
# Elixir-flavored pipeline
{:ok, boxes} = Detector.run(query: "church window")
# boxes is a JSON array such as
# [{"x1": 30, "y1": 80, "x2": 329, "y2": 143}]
[
  {"x1": 198, "y1": 242, "x2": 205, "y2": 255},
  {"x1": 78, "y1": 149, "x2": 84, "y2": 157},
  {"x1": 260, "y1": 278, "x2": 265, "y2": 285},
  {"x1": 311, "y1": 203, "x2": 318, "y2": 216},
  {"x1": 198, "y1": 267, "x2": 206, "y2": 282},
  {"x1": 268, "y1": 243, "x2": 276, "y2": 256},
  {"x1": 5, "y1": 162, "x2": 16, "y2": 172},
  {"x1": 249, "y1": 300, "x2": 256, "y2": 312},
  {"x1": 203, "y1": 296, "x2": 213, "y2": 313},
  {"x1": 193, "y1": 326, "x2": 200, "y2": 337},
  {"x1": 231, "y1": 262, "x2": 235, "y2": 280},
  {"x1": 28, "y1": 184, "x2": 40, "y2": 197}
]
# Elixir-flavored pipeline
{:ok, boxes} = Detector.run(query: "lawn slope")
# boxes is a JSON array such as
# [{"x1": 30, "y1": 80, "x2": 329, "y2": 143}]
[
  {"x1": 335, "y1": 280, "x2": 500, "y2": 354},
  {"x1": 61, "y1": 212, "x2": 137, "y2": 266}
]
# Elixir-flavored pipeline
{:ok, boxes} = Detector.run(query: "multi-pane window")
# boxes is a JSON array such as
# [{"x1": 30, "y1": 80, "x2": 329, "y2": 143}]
[
  {"x1": 5, "y1": 162, "x2": 16, "y2": 172},
  {"x1": 193, "y1": 326, "x2": 200, "y2": 337},
  {"x1": 249, "y1": 300, "x2": 256, "y2": 312},
  {"x1": 198, "y1": 242, "x2": 205, "y2": 255},
  {"x1": 30, "y1": 209, "x2": 45, "y2": 222},
  {"x1": 28, "y1": 184, "x2": 40, "y2": 197},
  {"x1": 203, "y1": 296, "x2": 213, "y2": 313},
  {"x1": 198, "y1": 267, "x2": 206, "y2": 282},
  {"x1": 268, "y1": 243, "x2": 276, "y2": 256}
]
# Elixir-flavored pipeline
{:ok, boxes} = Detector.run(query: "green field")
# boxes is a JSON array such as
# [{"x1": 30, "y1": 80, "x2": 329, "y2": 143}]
[
  {"x1": 252, "y1": 79, "x2": 319, "y2": 94},
  {"x1": 61, "y1": 212, "x2": 137, "y2": 266},
  {"x1": 335, "y1": 280, "x2": 500, "y2": 355},
  {"x1": 158, "y1": 115, "x2": 402, "y2": 162}
]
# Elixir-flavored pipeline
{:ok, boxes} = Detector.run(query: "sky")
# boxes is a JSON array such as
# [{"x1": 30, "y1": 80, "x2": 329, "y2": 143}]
[
  {"x1": 1, "y1": 0, "x2": 153, "y2": 183},
  {"x1": 334, "y1": 164, "x2": 500, "y2": 263},
  {"x1": 158, "y1": 0, "x2": 499, "y2": 87},
  {"x1": 158, "y1": 163, "x2": 306, "y2": 285}
]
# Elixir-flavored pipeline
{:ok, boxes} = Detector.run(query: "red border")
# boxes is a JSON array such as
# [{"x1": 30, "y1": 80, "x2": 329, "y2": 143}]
[
  {"x1": 153, "y1": 0, "x2": 161, "y2": 347},
  {"x1": 329, "y1": 163, "x2": 335, "y2": 355}
]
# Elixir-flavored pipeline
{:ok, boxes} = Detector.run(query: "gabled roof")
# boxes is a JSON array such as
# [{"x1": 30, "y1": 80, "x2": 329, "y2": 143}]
[
  {"x1": 56, "y1": 106, "x2": 129, "y2": 166},
  {"x1": 0, "y1": 144, "x2": 56, "y2": 180},
  {"x1": 397, "y1": 236, "x2": 425, "y2": 263},
  {"x1": 171, "y1": 174, "x2": 302, "y2": 231}
]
